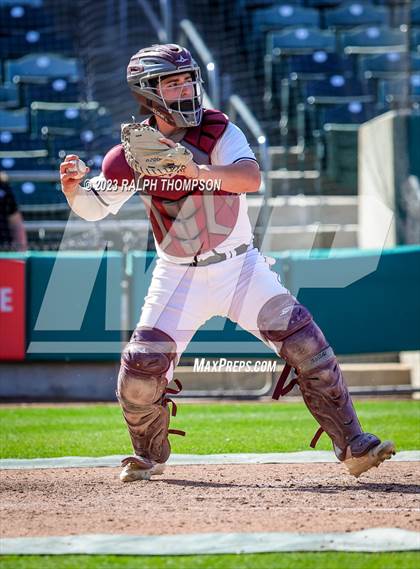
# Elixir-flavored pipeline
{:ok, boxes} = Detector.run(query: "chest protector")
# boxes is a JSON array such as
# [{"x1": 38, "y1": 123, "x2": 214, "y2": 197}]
[{"x1": 139, "y1": 109, "x2": 240, "y2": 258}]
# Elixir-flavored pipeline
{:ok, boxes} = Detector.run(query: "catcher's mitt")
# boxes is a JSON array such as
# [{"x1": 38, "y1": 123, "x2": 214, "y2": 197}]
[{"x1": 121, "y1": 123, "x2": 193, "y2": 177}]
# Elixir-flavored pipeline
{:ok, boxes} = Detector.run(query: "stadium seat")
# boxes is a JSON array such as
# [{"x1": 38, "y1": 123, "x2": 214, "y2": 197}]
[
  {"x1": 11, "y1": 180, "x2": 66, "y2": 207},
  {"x1": 376, "y1": 0, "x2": 418, "y2": 27},
  {"x1": 0, "y1": 83, "x2": 19, "y2": 109},
  {"x1": 20, "y1": 78, "x2": 83, "y2": 106},
  {"x1": 46, "y1": 130, "x2": 120, "y2": 163},
  {"x1": 265, "y1": 27, "x2": 336, "y2": 112},
  {"x1": 44, "y1": 133, "x2": 88, "y2": 162},
  {"x1": 341, "y1": 26, "x2": 407, "y2": 55},
  {"x1": 411, "y1": 3, "x2": 420, "y2": 26},
  {"x1": 4, "y1": 54, "x2": 80, "y2": 83},
  {"x1": 0, "y1": 31, "x2": 73, "y2": 59},
  {"x1": 277, "y1": 52, "x2": 355, "y2": 148},
  {"x1": 0, "y1": 0, "x2": 43, "y2": 5},
  {"x1": 413, "y1": 29, "x2": 420, "y2": 53},
  {"x1": 30, "y1": 101, "x2": 112, "y2": 136},
  {"x1": 378, "y1": 75, "x2": 420, "y2": 106},
  {"x1": 305, "y1": 1, "x2": 341, "y2": 7},
  {"x1": 30, "y1": 103, "x2": 86, "y2": 135},
  {"x1": 303, "y1": 76, "x2": 375, "y2": 105},
  {"x1": 0, "y1": 151, "x2": 51, "y2": 171},
  {"x1": 322, "y1": 101, "x2": 378, "y2": 125},
  {"x1": 268, "y1": 27, "x2": 336, "y2": 54},
  {"x1": 0, "y1": 3, "x2": 54, "y2": 29},
  {"x1": 240, "y1": 0, "x2": 278, "y2": 8},
  {"x1": 0, "y1": 130, "x2": 45, "y2": 151},
  {"x1": 252, "y1": 4, "x2": 319, "y2": 32},
  {"x1": 360, "y1": 52, "x2": 420, "y2": 80},
  {"x1": 299, "y1": 76, "x2": 375, "y2": 154},
  {"x1": 325, "y1": 2, "x2": 389, "y2": 29},
  {"x1": 0, "y1": 108, "x2": 28, "y2": 132},
  {"x1": 288, "y1": 51, "x2": 354, "y2": 79}
]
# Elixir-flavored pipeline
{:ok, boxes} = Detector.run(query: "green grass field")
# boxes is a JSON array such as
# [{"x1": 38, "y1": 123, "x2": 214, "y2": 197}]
[
  {"x1": 1, "y1": 552, "x2": 419, "y2": 569},
  {"x1": 0, "y1": 400, "x2": 419, "y2": 458},
  {"x1": 1, "y1": 400, "x2": 419, "y2": 568}
]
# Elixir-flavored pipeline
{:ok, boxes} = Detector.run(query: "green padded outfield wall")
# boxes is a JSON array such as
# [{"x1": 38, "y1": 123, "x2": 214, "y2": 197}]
[
  {"x1": 24, "y1": 251, "x2": 123, "y2": 360},
  {"x1": 128, "y1": 246, "x2": 420, "y2": 357},
  {"x1": 276, "y1": 245, "x2": 420, "y2": 354},
  {"x1": 2, "y1": 247, "x2": 417, "y2": 360}
]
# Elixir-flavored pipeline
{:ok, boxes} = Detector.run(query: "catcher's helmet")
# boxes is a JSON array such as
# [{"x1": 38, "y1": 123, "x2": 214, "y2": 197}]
[{"x1": 127, "y1": 44, "x2": 204, "y2": 128}]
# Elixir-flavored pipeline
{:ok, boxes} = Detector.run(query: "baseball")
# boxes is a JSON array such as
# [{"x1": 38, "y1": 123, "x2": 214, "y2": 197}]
[{"x1": 68, "y1": 158, "x2": 88, "y2": 179}]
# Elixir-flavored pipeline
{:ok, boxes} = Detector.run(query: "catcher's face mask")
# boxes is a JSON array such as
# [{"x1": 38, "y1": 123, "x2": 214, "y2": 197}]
[
  {"x1": 127, "y1": 44, "x2": 204, "y2": 128},
  {"x1": 156, "y1": 71, "x2": 204, "y2": 127}
]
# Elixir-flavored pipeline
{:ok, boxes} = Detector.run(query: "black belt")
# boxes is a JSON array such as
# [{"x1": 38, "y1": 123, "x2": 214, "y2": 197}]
[{"x1": 188, "y1": 243, "x2": 249, "y2": 267}]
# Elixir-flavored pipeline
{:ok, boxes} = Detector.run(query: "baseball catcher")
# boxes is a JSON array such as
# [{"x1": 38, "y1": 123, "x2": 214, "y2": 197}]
[{"x1": 60, "y1": 43, "x2": 395, "y2": 482}]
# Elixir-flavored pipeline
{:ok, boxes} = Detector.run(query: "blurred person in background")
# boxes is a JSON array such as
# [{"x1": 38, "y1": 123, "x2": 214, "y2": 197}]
[{"x1": 0, "y1": 172, "x2": 28, "y2": 252}]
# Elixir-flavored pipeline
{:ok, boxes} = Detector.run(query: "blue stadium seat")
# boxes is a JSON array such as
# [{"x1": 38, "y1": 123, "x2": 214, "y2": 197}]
[
  {"x1": 0, "y1": 152, "x2": 51, "y2": 172},
  {"x1": 0, "y1": 31, "x2": 73, "y2": 59},
  {"x1": 269, "y1": 27, "x2": 336, "y2": 54},
  {"x1": 0, "y1": 0, "x2": 43, "y2": 6},
  {"x1": 11, "y1": 181, "x2": 66, "y2": 207},
  {"x1": 45, "y1": 134, "x2": 88, "y2": 161},
  {"x1": 252, "y1": 4, "x2": 319, "y2": 32},
  {"x1": 297, "y1": 75, "x2": 376, "y2": 159},
  {"x1": 322, "y1": 102, "x2": 378, "y2": 125},
  {"x1": 20, "y1": 78, "x2": 83, "y2": 106},
  {"x1": 240, "y1": 0, "x2": 278, "y2": 8},
  {"x1": 0, "y1": 130, "x2": 45, "y2": 151},
  {"x1": 413, "y1": 29, "x2": 420, "y2": 53},
  {"x1": 341, "y1": 26, "x2": 407, "y2": 55},
  {"x1": 304, "y1": 76, "x2": 375, "y2": 104},
  {"x1": 325, "y1": 2, "x2": 389, "y2": 29},
  {"x1": 30, "y1": 102, "x2": 112, "y2": 136},
  {"x1": 378, "y1": 75, "x2": 420, "y2": 106},
  {"x1": 411, "y1": 3, "x2": 420, "y2": 26},
  {"x1": 0, "y1": 3, "x2": 54, "y2": 28},
  {"x1": 265, "y1": 28, "x2": 336, "y2": 110},
  {"x1": 305, "y1": 1, "x2": 341, "y2": 7},
  {"x1": 0, "y1": 108, "x2": 28, "y2": 132},
  {"x1": 0, "y1": 83, "x2": 19, "y2": 109},
  {"x1": 45, "y1": 129, "x2": 120, "y2": 156},
  {"x1": 288, "y1": 51, "x2": 353, "y2": 79},
  {"x1": 360, "y1": 53, "x2": 420, "y2": 79},
  {"x1": 4, "y1": 54, "x2": 80, "y2": 83}
]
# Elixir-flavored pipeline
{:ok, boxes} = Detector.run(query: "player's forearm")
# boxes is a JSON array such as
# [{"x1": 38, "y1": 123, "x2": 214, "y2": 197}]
[
  {"x1": 195, "y1": 161, "x2": 261, "y2": 194},
  {"x1": 65, "y1": 185, "x2": 109, "y2": 221}
]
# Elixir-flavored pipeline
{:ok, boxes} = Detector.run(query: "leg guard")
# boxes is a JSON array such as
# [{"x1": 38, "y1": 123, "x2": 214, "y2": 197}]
[
  {"x1": 257, "y1": 294, "x2": 380, "y2": 461},
  {"x1": 116, "y1": 326, "x2": 183, "y2": 463}
]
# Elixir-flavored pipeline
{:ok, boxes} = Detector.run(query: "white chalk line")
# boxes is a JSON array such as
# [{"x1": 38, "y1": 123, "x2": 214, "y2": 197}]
[
  {"x1": 1, "y1": 450, "x2": 419, "y2": 470},
  {"x1": 1, "y1": 528, "x2": 419, "y2": 555}
]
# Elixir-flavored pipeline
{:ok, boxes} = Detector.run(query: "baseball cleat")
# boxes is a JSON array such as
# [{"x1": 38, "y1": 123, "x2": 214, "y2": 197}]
[
  {"x1": 343, "y1": 440, "x2": 396, "y2": 478},
  {"x1": 119, "y1": 456, "x2": 166, "y2": 482}
]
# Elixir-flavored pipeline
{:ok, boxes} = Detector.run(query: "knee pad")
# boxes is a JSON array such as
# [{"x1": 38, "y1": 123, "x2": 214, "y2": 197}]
[
  {"x1": 117, "y1": 326, "x2": 177, "y2": 406},
  {"x1": 257, "y1": 294, "x2": 332, "y2": 374}
]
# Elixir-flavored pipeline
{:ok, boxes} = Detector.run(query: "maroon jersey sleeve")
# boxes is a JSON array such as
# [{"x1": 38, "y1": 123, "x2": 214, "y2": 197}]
[{"x1": 102, "y1": 144, "x2": 135, "y2": 185}]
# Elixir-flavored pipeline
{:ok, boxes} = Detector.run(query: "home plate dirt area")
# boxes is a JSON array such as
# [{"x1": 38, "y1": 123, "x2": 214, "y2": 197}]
[{"x1": 1, "y1": 462, "x2": 419, "y2": 538}]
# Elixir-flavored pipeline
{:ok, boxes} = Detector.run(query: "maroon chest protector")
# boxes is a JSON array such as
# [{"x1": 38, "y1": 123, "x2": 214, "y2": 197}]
[{"x1": 102, "y1": 109, "x2": 240, "y2": 258}]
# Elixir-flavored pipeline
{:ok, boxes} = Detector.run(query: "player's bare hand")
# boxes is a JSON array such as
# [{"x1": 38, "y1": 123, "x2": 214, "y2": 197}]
[
  {"x1": 158, "y1": 136, "x2": 176, "y2": 149},
  {"x1": 60, "y1": 154, "x2": 90, "y2": 196}
]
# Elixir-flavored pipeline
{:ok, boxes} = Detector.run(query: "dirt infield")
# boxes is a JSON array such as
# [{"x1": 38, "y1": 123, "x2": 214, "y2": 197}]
[{"x1": 1, "y1": 462, "x2": 419, "y2": 538}]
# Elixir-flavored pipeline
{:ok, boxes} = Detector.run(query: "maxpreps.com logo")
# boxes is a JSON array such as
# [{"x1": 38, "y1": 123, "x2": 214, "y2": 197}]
[{"x1": 193, "y1": 358, "x2": 277, "y2": 373}]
